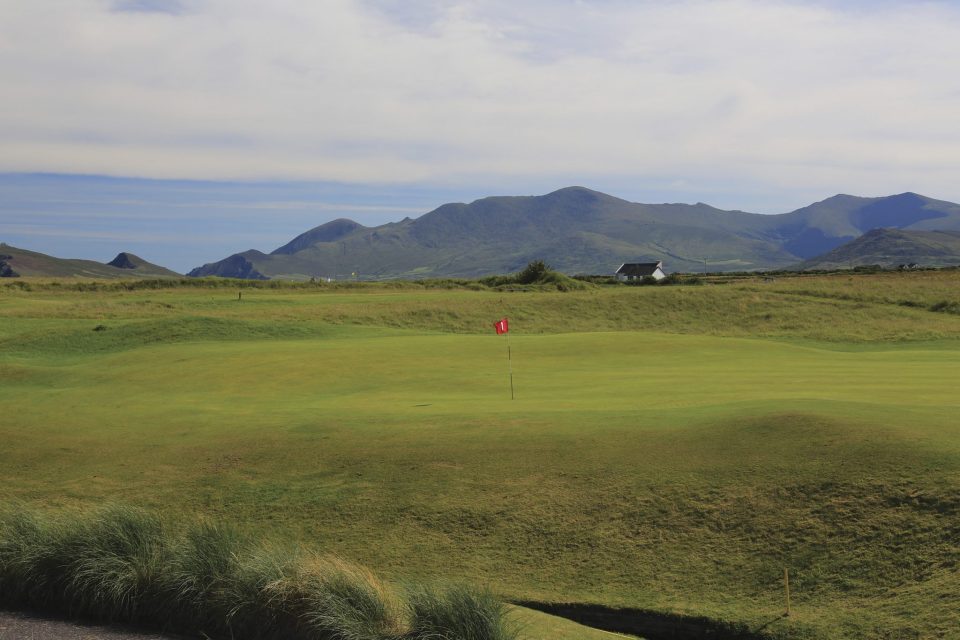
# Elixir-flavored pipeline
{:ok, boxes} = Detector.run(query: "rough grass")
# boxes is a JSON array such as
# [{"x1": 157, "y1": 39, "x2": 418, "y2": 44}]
[
  {"x1": 2, "y1": 270, "x2": 959, "y2": 343},
  {"x1": 2, "y1": 272, "x2": 960, "y2": 639},
  {"x1": 0, "y1": 505, "x2": 516, "y2": 640}
]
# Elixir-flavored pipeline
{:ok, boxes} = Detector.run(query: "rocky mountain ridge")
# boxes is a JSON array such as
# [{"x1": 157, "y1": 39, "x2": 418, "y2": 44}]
[{"x1": 189, "y1": 187, "x2": 960, "y2": 279}]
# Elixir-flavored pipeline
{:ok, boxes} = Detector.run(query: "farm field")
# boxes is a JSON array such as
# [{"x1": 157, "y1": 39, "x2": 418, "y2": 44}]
[{"x1": 2, "y1": 272, "x2": 960, "y2": 639}]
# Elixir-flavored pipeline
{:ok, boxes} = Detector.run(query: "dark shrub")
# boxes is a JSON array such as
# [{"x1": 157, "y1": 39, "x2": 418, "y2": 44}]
[{"x1": 515, "y1": 260, "x2": 550, "y2": 284}]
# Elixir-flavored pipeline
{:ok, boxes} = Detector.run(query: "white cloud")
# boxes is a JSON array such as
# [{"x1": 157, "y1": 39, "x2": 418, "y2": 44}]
[{"x1": 1, "y1": 0, "x2": 960, "y2": 205}]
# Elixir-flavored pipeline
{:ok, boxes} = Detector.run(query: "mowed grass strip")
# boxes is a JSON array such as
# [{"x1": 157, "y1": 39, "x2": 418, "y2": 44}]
[{"x1": 2, "y1": 277, "x2": 960, "y2": 638}]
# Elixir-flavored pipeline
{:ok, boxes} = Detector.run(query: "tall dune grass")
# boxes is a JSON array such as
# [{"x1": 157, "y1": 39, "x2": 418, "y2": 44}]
[
  {"x1": 0, "y1": 505, "x2": 516, "y2": 640},
  {"x1": 408, "y1": 584, "x2": 516, "y2": 640}
]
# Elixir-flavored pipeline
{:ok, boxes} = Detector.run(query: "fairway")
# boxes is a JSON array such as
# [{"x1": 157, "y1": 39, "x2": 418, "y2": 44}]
[{"x1": 2, "y1": 275, "x2": 960, "y2": 639}]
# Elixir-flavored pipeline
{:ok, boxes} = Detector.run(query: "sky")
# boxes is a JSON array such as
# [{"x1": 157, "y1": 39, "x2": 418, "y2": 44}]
[{"x1": 2, "y1": 0, "x2": 960, "y2": 273}]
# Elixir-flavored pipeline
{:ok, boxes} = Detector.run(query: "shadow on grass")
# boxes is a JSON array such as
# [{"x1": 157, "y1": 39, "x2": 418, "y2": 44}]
[
  {"x1": 751, "y1": 613, "x2": 789, "y2": 634},
  {"x1": 514, "y1": 601, "x2": 782, "y2": 640}
]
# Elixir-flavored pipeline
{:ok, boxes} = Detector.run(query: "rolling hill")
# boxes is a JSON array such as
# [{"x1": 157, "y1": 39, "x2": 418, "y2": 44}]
[
  {"x1": 188, "y1": 187, "x2": 960, "y2": 279},
  {"x1": 799, "y1": 228, "x2": 960, "y2": 269},
  {"x1": 0, "y1": 244, "x2": 180, "y2": 278}
]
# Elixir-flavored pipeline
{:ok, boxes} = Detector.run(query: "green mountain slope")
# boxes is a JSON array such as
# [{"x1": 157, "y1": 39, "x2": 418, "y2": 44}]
[
  {"x1": 0, "y1": 244, "x2": 180, "y2": 278},
  {"x1": 188, "y1": 187, "x2": 960, "y2": 279},
  {"x1": 764, "y1": 191, "x2": 960, "y2": 258},
  {"x1": 799, "y1": 228, "x2": 960, "y2": 269}
]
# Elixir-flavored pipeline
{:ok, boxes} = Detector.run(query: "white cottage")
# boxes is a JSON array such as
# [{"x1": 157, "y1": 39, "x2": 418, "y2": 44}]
[{"x1": 615, "y1": 261, "x2": 666, "y2": 281}]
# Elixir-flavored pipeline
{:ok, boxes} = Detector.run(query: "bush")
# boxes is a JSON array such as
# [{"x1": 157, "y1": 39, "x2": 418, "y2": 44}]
[
  {"x1": 929, "y1": 300, "x2": 960, "y2": 314},
  {"x1": 477, "y1": 261, "x2": 590, "y2": 291},
  {"x1": 296, "y1": 556, "x2": 406, "y2": 640},
  {"x1": 0, "y1": 506, "x2": 168, "y2": 620},
  {"x1": 0, "y1": 505, "x2": 514, "y2": 640},
  {"x1": 515, "y1": 260, "x2": 550, "y2": 285},
  {"x1": 409, "y1": 584, "x2": 517, "y2": 640},
  {"x1": 624, "y1": 275, "x2": 656, "y2": 286},
  {"x1": 65, "y1": 507, "x2": 168, "y2": 621}
]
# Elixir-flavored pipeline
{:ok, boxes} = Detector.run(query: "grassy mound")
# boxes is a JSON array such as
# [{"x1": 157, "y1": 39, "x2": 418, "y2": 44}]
[
  {"x1": 0, "y1": 505, "x2": 516, "y2": 640},
  {"x1": 0, "y1": 316, "x2": 344, "y2": 358}
]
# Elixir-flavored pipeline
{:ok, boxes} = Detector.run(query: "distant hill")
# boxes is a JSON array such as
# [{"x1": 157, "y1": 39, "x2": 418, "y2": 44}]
[
  {"x1": 799, "y1": 229, "x2": 960, "y2": 269},
  {"x1": 188, "y1": 187, "x2": 960, "y2": 279},
  {"x1": 0, "y1": 244, "x2": 180, "y2": 278}
]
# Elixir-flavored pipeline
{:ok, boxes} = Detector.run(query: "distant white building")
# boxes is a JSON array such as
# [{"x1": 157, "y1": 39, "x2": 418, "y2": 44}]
[{"x1": 615, "y1": 261, "x2": 667, "y2": 281}]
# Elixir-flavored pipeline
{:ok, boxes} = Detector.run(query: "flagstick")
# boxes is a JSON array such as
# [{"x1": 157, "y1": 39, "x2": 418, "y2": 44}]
[{"x1": 506, "y1": 332, "x2": 514, "y2": 400}]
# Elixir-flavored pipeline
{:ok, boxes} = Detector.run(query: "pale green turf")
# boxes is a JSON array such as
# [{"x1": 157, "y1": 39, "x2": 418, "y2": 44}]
[{"x1": 2, "y1": 277, "x2": 960, "y2": 639}]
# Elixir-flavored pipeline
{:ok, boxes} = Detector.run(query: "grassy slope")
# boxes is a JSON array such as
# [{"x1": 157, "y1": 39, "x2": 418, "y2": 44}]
[
  {"x1": 2, "y1": 273, "x2": 960, "y2": 638},
  {"x1": 799, "y1": 229, "x2": 960, "y2": 269}
]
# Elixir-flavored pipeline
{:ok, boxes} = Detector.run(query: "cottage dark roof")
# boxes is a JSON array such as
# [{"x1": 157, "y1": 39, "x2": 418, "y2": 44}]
[{"x1": 616, "y1": 261, "x2": 663, "y2": 277}]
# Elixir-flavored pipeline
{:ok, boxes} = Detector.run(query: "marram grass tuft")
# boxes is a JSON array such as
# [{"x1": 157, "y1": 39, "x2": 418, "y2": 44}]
[{"x1": 0, "y1": 505, "x2": 516, "y2": 640}]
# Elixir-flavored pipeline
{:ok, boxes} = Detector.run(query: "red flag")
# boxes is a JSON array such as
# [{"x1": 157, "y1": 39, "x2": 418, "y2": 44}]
[{"x1": 493, "y1": 317, "x2": 509, "y2": 334}]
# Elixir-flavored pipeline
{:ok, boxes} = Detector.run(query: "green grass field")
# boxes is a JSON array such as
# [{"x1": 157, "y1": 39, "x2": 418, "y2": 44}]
[{"x1": 2, "y1": 272, "x2": 959, "y2": 639}]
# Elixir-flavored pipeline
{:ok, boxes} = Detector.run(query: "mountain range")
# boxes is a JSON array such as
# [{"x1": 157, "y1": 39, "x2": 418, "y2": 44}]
[
  {"x1": 5, "y1": 188, "x2": 960, "y2": 280},
  {"x1": 188, "y1": 187, "x2": 960, "y2": 279},
  {"x1": 0, "y1": 245, "x2": 180, "y2": 279}
]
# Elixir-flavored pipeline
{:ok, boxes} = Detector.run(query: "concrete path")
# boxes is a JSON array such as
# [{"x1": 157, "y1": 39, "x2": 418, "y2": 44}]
[{"x1": 0, "y1": 611, "x2": 184, "y2": 640}]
